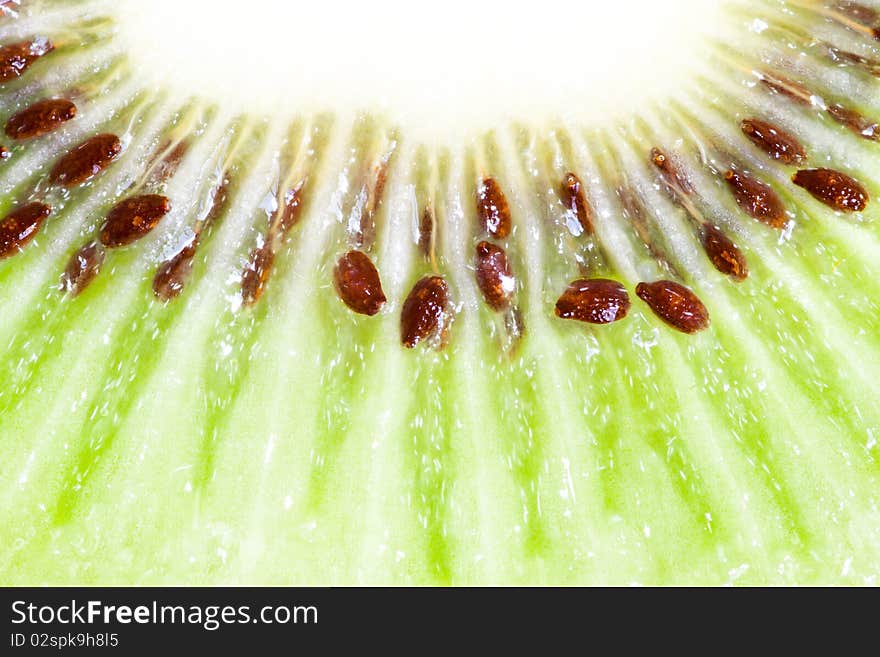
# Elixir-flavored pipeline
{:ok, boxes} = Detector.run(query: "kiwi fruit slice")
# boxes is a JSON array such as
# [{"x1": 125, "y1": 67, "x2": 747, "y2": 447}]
[{"x1": 0, "y1": 0, "x2": 879, "y2": 586}]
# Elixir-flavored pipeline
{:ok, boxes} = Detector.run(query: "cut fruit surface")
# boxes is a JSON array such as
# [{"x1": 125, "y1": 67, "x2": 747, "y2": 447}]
[{"x1": 0, "y1": 0, "x2": 879, "y2": 586}]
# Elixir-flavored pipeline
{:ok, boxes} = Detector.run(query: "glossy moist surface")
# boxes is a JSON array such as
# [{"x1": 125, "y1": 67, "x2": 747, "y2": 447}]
[{"x1": 0, "y1": 0, "x2": 879, "y2": 585}]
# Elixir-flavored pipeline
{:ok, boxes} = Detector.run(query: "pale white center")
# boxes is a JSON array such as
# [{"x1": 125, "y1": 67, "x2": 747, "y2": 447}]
[{"x1": 115, "y1": 0, "x2": 726, "y2": 137}]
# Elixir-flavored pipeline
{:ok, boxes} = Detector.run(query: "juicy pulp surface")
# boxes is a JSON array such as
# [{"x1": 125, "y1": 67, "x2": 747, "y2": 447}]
[{"x1": 0, "y1": 0, "x2": 879, "y2": 585}]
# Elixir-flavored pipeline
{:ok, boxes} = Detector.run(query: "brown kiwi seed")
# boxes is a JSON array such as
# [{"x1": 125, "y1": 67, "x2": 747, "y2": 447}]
[
  {"x1": 50, "y1": 133, "x2": 122, "y2": 187},
  {"x1": 401, "y1": 276, "x2": 450, "y2": 348},
  {"x1": 476, "y1": 177, "x2": 512, "y2": 239},
  {"x1": 555, "y1": 279, "x2": 631, "y2": 325},
  {"x1": 792, "y1": 168, "x2": 869, "y2": 212},
  {"x1": 474, "y1": 240, "x2": 515, "y2": 311},
  {"x1": 700, "y1": 224, "x2": 749, "y2": 282},
  {"x1": 100, "y1": 194, "x2": 172, "y2": 248},
  {"x1": 5, "y1": 98, "x2": 77, "y2": 140},
  {"x1": 636, "y1": 280, "x2": 710, "y2": 334},
  {"x1": 333, "y1": 249, "x2": 386, "y2": 316},
  {"x1": 0, "y1": 201, "x2": 51, "y2": 258},
  {"x1": 724, "y1": 170, "x2": 788, "y2": 229}
]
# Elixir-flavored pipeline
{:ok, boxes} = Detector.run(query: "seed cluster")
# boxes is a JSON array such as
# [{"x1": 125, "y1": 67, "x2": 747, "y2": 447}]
[
  {"x1": 650, "y1": 147, "x2": 750, "y2": 283},
  {"x1": 0, "y1": 1, "x2": 877, "y2": 349},
  {"x1": 401, "y1": 170, "x2": 451, "y2": 349},
  {"x1": 469, "y1": 176, "x2": 520, "y2": 347}
]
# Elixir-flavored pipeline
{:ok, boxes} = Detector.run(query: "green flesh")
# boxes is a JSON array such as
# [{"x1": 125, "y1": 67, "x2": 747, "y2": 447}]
[{"x1": 1, "y1": 0, "x2": 880, "y2": 585}]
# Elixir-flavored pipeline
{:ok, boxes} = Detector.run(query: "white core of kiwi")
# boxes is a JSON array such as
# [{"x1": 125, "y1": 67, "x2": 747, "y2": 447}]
[{"x1": 113, "y1": 0, "x2": 727, "y2": 138}]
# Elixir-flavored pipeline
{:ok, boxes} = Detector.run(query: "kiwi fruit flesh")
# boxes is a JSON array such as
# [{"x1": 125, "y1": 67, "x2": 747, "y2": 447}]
[{"x1": 0, "y1": 0, "x2": 879, "y2": 586}]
